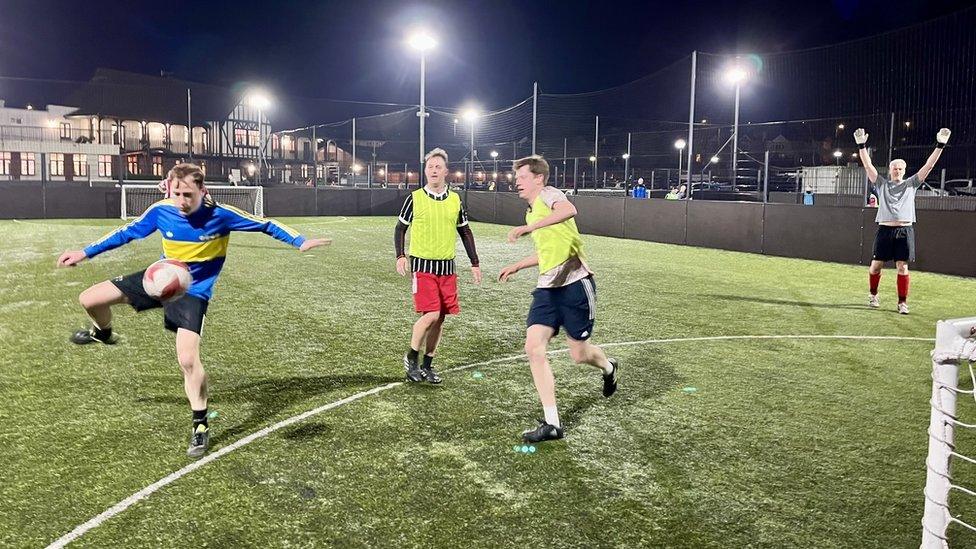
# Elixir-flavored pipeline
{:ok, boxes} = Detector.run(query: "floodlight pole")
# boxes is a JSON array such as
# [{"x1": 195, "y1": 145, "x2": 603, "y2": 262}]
[
  {"x1": 731, "y1": 81, "x2": 740, "y2": 191},
  {"x1": 418, "y1": 51, "x2": 428, "y2": 185},
  {"x1": 686, "y1": 51, "x2": 697, "y2": 199}
]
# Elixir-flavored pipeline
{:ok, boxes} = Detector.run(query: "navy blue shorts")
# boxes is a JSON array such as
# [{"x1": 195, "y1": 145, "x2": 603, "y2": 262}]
[{"x1": 526, "y1": 276, "x2": 597, "y2": 340}]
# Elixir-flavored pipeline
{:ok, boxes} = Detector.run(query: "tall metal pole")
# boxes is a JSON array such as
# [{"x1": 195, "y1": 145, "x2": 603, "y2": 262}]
[
  {"x1": 351, "y1": 117, "x2": 357, "y2": 180},
  {"x1": 562, "y1": 137, "x2": 568, "y2": 186},
  {"x1": 468, "y1": 118, "x2": 475, "y2": 188},
  {"x1": 419, "y1": 52, "x2": 427, "y2": 185},
  {"x1": 257, "y1": 107, "x2": 263, "y2": 185},
  {"x1": 887, "y1": 111, "x2": 895, "y2": 165},
  {"x1": 763, "y1": 149, "x2": 770, "y2": 203},
  {"x1": 573, "y1": 157, "x2": 579, "y2": 192},
  {"x1": 594, "y1": 115, "x2": 599, "y2": 188},
  {"x1": 686, "y1": 51, "x2": 697, "y2": 199},
  {"x1": 187, "y1": 88, "x2": 193, "y2": 161},
  {"x1": 731, "y1": 82, "x2": 740, "y2": 191},
  {"x1": 531, "y1": 81, "x2": 538, "y2": 155},
  {"x1": 312, "y1": 125, "x2": 317, "y2": 186},
  {"x1": 625, "y1": 132, "x2": 631, "y2": 183}
]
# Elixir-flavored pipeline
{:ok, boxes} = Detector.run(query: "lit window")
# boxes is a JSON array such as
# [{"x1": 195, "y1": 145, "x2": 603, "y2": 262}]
[
  {"x1": 22, "y1": 153, "x2": 36, "y2": 176},
  {"x1": 98, "y1": 155, "x2": 113, "y2": 177},
  {"x1": 74, "y1": 155, "x2": 89, "y2": 177},
  {"x1": 49, "y1": 153, "x2": 65, "y2": 176}
]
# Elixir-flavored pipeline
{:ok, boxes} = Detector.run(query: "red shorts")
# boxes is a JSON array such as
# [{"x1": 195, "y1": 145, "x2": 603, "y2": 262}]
[{"x1": 413, "y1": 272, "x2": 460, "y2": 315}]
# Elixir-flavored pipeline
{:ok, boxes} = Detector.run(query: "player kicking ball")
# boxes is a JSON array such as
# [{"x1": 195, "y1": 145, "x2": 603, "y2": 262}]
[
  {"x1": 395, "y1": 148, "x2": 481, "y2": 383},
  {"x1": 856, "y1": 127, "x2": 950, "y2": 314},
  {"x1": 57, "y1": 163, "x2": 330, "y2": 458},
  {"x1": 498, "y1": 155, "x2": 618, "y2": 443}
]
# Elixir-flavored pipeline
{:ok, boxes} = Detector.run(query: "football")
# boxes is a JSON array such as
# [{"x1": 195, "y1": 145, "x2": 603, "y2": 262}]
[{"x1": 142, "y1": 259, "x2": 192, "y2": 302}]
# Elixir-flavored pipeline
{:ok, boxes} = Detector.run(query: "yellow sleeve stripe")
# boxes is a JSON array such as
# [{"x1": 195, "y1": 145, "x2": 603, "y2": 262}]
[{"x1": 90, "y1": 199, "x2": 173, "y2": 247}]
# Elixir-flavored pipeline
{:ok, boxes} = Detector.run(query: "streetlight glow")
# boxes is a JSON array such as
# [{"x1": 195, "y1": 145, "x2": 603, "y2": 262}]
[
  {"x1": 622, "y1": 153, "x2": 630, "y2": 160},
  {"x1": 462, "y1": 108, "x2": 480, "y2": 122},
  {"x1": 407, "y1": 31, "x2": 437, "y2": 52},
  {"x1": 725, "y1": 66, "x2": 748, "y2": 85},
  {"x1": 832, "y1": 150, "x2": 843, "y2": 158},
  {"x1": 674, "y1": 139, "x2": 687, "y2": 150},
  {"x1": 246, "y1": 91, "x2": 271, "y2": 110},
  {"x1": 710, "y1": 156, "x2": 720, "y2": 163},
  {"x1": 589, "y1": 155, "x2": 596, "y2": 162},
  {"x1": 490, "y1": 150, "x2": 498, "y2": 159},
  {"x1": 837, "y1": 124, "x2": 845, "y2": 130}
]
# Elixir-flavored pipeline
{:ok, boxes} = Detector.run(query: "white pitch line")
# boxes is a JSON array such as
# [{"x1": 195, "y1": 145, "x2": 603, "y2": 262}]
[{"x1": 47, "y1": 333, "x2": 933, "y2": 548}]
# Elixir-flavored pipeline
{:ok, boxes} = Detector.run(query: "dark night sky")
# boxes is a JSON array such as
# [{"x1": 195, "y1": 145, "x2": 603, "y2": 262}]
[{"x1": 1, "y1": 0, "x2": 973, "y2": 110}]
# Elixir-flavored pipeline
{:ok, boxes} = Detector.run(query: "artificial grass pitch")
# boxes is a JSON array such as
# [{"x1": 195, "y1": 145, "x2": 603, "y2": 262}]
[{"x1": 1, "y1": 216, "x2": 974, "y2": 547}]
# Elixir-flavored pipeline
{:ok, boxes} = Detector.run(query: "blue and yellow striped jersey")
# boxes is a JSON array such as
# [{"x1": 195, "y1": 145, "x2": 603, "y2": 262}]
[{"x1": 83, "y1": 199, "x2": 306, "y2": 300}]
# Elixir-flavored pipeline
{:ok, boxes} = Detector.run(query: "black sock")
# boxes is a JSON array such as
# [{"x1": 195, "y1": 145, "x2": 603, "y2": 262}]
[
  {"x1": 192, "y1": 408, "x2": 209, "y2": 429},
  {"x1": 92, "y1": 325, "x2": 112, "y2": 339},
  {"x1": 422, "y1": 354, "x2": 434, "y2": 369},
  {"x1": 407, "y1": 348, "x2": 419, "y2": 363}
]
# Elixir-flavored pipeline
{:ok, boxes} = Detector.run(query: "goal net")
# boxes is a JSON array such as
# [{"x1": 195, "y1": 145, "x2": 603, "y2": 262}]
[
  {"x1": 120, "y1": 185, "x2": 265, "y2": 219},
  {"x1": 923, "y1": 316, "x2": 976, "y2": 547}
]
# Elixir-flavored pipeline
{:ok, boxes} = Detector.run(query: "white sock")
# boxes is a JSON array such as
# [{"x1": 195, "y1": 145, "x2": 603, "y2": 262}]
[
  {"x1": 602, "y1": 359, "x2": 614, "y2": 375},
  {"x1": 543, "y1": 405, "x2": 560, "y2": 428}
]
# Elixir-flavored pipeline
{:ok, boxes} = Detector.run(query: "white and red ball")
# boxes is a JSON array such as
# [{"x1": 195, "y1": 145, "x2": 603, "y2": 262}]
[{"x1": 143, "y1": 259, "x2": 192, "y2": 302}]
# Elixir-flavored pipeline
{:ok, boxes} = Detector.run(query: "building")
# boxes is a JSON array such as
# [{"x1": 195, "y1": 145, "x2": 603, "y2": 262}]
[{"x1": 0, "y1": 100, "x2": 119, "y2": 182}]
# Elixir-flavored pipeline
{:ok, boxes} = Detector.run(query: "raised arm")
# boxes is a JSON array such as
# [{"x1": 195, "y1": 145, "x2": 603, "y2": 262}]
[
  {"x1": 221, "y1": 205, "x2": 329, "y2": 251},
  {"x1": 58, "y1": 202, "x2": 163, "y2": 267},
  {"x1": 915, "y1": 128, "x2": 951, "y2": 182},
  {"x1": 854, "y1": 128, "x2": 879, "y2": 184},
  {"x1": 507, "y1": 199, "x2": 577, "y2": 243}
]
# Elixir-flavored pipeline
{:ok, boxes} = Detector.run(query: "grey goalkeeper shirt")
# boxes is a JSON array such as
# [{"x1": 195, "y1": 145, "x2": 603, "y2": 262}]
[{"x1": 872, "y1": 174, "x2": 922, "y2": 224}]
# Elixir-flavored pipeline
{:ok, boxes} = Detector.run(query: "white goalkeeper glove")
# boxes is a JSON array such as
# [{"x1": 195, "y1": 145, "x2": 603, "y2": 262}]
[
  {"x1": 853, "y1": 128, "x2": 868, "y2": 145},
  {"x1": 157, "y1": 178, "x2": 171, "y2": 197},
  {"x1": 936, "y1": 128, "x2": 951, "y2": 146}
]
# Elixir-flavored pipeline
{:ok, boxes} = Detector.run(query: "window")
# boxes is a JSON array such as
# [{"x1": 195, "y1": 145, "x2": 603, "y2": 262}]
[
  {"x1": 0, "y1": 152, "x2": 10, "y2": 175},
  {"x1": 98, "y1": 155, "x2": 113, "y2": 177},
  {"x1": 234, "y1": 127, "x2": 246, "y2": 146},
  {"x1": 272, "y1": 134, "x2": 280, "y2": 151},
  {"x1": 60, "y1": 122, "x2": 71, "y2": 140},
  {"x1": 49, "y1": 153, "x2": 65, "y2": 176},
  {"x1": 74, "y1": 155, "x2": 89, "y2": 177},
  {"x1": 127, "y1": 156, "x2": 139, "y2": 175},
  {"x1": 22, "y1": 153, "x2": 36, "y2": 176},
  {"x1": 235, "y1": 127, "x2": 258, "y2": 148},
  {"x1": 112, "y1": 124, "x2": 120, "y2": 145},
  {"x1": 152, "y1": 156, "x2": 163, "y2": 176},
  {"x1": 301, "y1": 164, "x2": 309, "y2": 178},
  {"x1": 303, "y1": 141, "x2": 310, "y2": 158}
]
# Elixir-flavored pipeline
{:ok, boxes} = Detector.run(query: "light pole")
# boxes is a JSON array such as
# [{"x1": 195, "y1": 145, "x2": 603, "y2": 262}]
[
  {"x1": 490, "y1": 150, "x2": 498, "y2": 180},
  {"x1": 724, "y1": 66, "x2": 748, "y2": 190},
  {"x1": 674, "y1": 138, "x2": 686, "y2": 187},
  {"x1": 247, "y1": 91, "x2": 271, "y2": 184},
  {"x1": 408, "y1": 31, "x2": 436, "y2": 185},
  {"x1": 833, "y1": 150, "x2": 842, "y2": 166},
  {"x1": 622, "y1": 153, "x2": 630, "y2": 185},
  {"x1": 463, "y1": 108, "x2": 479, "y2": 188},
  {"x1": 589, "y1": 155, "x2": 596, "y2": 189}
]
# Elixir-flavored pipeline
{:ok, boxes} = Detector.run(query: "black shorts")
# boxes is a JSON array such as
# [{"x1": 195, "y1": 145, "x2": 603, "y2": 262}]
[
  {"x1": 526, "y1": 276, "x2": 597, "y2": 340},
  {"x1": 111, "y1": 270, "x2": 208, "y2": 335},
  {"x1": 872, "y1": 225, "x2": 915, "y2": 263}
]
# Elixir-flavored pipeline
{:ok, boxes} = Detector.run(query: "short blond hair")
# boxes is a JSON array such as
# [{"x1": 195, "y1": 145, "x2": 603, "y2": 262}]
[
  {"x1": 513, "y1": 155, "x2": 549, "y2": 183},
  {"x1": 889, "y1": 158, "x2": 907, "y2": 169},
  {"x1": 424, "y1": 148, "x2": 449, "y2": 165}
]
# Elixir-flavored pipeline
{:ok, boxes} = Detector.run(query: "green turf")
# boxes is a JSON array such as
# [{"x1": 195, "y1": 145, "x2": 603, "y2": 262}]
[{"x1": 1, "y1": 216, "x2": 974, "y2": 548}]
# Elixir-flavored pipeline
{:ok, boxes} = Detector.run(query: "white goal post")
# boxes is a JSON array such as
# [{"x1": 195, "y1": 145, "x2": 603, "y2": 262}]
[
  {"x1": 923, "y1": 316, "x2": 976, "y2": 548},
  {"x1": 120, "y1": 185, "x2": 265, "y2": 219}
]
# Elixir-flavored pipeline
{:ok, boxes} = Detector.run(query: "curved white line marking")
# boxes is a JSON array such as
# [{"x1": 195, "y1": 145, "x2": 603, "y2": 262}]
[{"x1": 47, "y1": 334, "x2": 932, "y2": 548}]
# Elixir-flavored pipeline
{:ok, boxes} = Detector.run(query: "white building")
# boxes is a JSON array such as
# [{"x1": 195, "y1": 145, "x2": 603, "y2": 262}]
[{"x1": 0, "y1": 100, "x2": 119, "y2": 181}]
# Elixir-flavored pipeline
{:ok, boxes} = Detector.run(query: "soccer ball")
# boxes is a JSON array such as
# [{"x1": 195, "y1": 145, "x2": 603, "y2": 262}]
[{"x1": 143, "y1": 259, "x2": 192, "y2": 302}]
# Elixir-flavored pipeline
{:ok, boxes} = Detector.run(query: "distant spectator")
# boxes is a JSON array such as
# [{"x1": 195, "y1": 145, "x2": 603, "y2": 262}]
[
  {"x1": 664, "y1": 187, "x2": 680, "y2": 200},
  {"x1": 676, "y1": 184, "x2": 688, "y2": 200},
  {"x1": 631, "y1": 178, "x2": 647, "y2": 199},
  {"x1": 802, "y1": 185, "x2": 815, "y2": 205}
]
